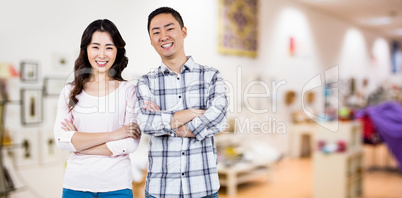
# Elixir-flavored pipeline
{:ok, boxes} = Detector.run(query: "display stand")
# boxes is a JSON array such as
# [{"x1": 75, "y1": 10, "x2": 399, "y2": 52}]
[{"x1": 313, "y1": 121, "x2": 363, "y2": 198}]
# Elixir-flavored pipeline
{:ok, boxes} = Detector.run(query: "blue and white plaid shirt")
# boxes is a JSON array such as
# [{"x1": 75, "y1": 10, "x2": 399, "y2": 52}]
[{"x1": 135, "y1": 56, "x2": 228, "y2": 198}]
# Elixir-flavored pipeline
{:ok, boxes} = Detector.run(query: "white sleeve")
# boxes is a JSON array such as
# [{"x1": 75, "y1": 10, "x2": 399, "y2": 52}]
[
  {"x1": 106, "y1": 138, "x2": 140, "y2": 156},
  {"x1": 53, "y1": 85, "x2": 77, "y2": 152},
  {"x1": 106, "y1": 81, "x2": 141, "y2": 156}
]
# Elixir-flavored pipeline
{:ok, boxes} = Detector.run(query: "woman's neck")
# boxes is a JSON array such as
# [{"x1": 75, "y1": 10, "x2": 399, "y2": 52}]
[{"x1": 90, "y1": 72, "x2": 113, "y2": 82}]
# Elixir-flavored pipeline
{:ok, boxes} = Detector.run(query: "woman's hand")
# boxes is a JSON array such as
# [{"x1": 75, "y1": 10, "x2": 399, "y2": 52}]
[
  {"x1": 110, "y1": 122, "x2": 141, "y2": 140},
  {"x1": 128, "y1": 122, "x2": 141, "y2": 139},
  {"x1": 61, "y1": 119, "x2": 77, "y2": 131}
]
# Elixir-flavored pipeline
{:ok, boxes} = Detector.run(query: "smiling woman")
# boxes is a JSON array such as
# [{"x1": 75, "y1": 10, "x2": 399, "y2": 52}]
[
  {"x1": 53, "y1": 19, "x2": 141, "y2": 198},
  {"x1": 68, "y1": 19, "x2": 128, "y2": 107}
]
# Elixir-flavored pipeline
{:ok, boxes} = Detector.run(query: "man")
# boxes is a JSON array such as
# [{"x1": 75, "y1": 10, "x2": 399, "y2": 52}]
[{"x1": 135, "y1": 6, "x2": 228, "y2": 198}]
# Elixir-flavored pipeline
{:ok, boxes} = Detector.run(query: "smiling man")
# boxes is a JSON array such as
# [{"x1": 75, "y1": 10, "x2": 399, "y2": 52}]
[{"x1": 135, "y1": 6, "x2": 228, "y2": 198}]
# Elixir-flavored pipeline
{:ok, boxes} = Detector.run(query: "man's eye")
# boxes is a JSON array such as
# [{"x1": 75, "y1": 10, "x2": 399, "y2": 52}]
[
  {"x1": 153, "y1": 32, "x2": 160, "y2": 35},
  {"x1": 168, "y1": 28, "x2": 173, "y2": 31}
]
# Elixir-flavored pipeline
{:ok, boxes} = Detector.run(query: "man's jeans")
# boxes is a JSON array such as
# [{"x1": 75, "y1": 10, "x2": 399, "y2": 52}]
[{"x1": 145, "y1": 190, "x2": 219, "y2": 198}]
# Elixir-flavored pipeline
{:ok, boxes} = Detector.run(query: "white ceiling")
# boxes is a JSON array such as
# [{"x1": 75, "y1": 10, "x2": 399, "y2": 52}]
[{"x1": 291, "y1": 0, "x2": 402, "y2": 40}]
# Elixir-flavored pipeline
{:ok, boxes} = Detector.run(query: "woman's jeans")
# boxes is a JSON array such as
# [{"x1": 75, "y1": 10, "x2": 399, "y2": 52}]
[{"x1": 62, "y1": 188, "x2": 133, "y2": 198}]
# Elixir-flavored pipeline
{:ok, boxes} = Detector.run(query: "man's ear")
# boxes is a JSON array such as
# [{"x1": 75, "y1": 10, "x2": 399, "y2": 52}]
[{"x1": 182, "y1": 26, "x2": 187, "y2": 38}]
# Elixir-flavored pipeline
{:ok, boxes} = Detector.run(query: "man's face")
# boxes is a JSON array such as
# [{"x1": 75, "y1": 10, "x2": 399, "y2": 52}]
[{"x1": 149, "y1": 13, "x2": 187, "y2": 60}]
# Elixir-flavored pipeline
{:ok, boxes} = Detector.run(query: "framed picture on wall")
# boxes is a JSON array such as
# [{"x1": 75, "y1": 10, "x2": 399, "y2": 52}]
[
  {"x1": 39, "y1": 128, "x2": 59, "y2": 164},
  {"x1": 52, "y1": 52, "x2": 73, "y2": 72},
  {"x1": 44, "y1": 77, "x2": 67, "y2": 96},
  {"x1": 21, "y1": 88, "x2": 43, "y2": 125},
  {"x1": 20, "y1": 61, "x2": 39, "y2": 82},
  {"x1": 9, "y1": 127, "x2": 39, "y2": 167}
]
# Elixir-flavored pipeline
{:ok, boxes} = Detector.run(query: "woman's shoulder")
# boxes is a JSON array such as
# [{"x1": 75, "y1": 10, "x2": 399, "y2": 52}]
[
  {"x1": 119, "y1": 80, "x2": 137, "y2": 96},
  {"x1": 58, "y1": 83, "x2": 74, "y2": 100},
  {"x1": 120, "y1": 80, "x2": 137, "y2": 89},
  {"x1": 61, "y1": 83, "x2": 74, "y2": 93}
]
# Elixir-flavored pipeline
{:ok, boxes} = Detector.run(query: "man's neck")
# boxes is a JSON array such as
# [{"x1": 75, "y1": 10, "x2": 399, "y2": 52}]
[{"x1": 162, "y1": 55, "x2": 188, "y2": 74}]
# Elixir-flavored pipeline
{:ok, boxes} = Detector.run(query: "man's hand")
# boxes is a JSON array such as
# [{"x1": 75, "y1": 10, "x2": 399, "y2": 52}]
[
  {"x1": 171, "y1": 109, "x2": 205, "y2": 129},
  {"x1": 175, "y1": 125, "x2": 195, "y2": 138},
  {"x1": 142, "y1": 100, "x2": 201, "y2": 137},
  {"x1": 143, "y1": 101, "x2": 160, "y2": 111}
]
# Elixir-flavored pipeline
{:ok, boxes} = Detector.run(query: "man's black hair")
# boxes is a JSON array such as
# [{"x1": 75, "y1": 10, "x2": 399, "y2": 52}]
[{"x1": 147, "y1": 7, "x2": 184, "y2": 33}]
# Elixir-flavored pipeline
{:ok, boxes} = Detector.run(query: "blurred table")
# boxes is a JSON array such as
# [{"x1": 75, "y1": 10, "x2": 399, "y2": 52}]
[{"x1": 217, "y1": 161, "x2": 274, "y2": 198}]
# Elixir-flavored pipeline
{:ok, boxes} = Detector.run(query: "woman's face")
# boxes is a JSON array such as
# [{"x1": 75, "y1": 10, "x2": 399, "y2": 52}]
[{"x1": 87, "y1": 31, "x2": 117, "y2": 76}]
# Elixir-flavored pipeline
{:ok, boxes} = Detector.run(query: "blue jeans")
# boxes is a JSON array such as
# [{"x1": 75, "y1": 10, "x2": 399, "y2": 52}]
[
  {"x1": 63, "y1": 188, "x2": 133, "y2": 198},
  {"x1": 145, "y1": 190, "x2": 218, "y2": 198}
]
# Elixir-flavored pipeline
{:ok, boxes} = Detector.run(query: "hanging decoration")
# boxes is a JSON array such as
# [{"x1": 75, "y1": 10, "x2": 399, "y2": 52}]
[{"x1": 218, "y1": 0, "x2": 258, "y2": 57}]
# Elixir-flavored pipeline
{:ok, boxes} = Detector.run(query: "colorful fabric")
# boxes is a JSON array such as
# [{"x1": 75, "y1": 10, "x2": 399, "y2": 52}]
[
  {"x1": 218, "y1": 0, "x2": 258, "y2": 57},
  {"x1": 357, "y1": 101, "x2": 402, "y2": 171}
]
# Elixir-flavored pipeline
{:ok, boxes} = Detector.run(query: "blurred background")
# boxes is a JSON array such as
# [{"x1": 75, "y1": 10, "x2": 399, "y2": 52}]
[{"x1": 1, "y1": 0, "x2": 402, "y2": 197}]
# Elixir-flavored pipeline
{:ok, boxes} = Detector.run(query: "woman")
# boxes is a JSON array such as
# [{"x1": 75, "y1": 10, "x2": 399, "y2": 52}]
[{"x1": 54, "y1": 19, "x2": 140, "y2": 198}]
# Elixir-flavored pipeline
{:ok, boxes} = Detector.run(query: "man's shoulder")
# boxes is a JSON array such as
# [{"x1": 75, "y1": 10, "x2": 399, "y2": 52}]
[
  {"x1": 139, "y1": 66, "x2": 163, "y2": 80},
  {"x1": 194, "y1": 63, "x2": 221, "y2": 74}
]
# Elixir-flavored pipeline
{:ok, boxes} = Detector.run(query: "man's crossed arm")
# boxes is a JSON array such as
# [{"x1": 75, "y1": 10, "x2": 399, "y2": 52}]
[{"x1": 142, "y1": 101, "x2": 204, "y2": 137}]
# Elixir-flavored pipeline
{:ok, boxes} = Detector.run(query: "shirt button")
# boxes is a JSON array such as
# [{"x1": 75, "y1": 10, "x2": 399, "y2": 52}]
[
  {"x1": 181, "y1": 173, "x2": 185, "y2": 176},
  {"x1": 178, "y1": 96, "x2": 181, "y2": 98},
  {"x1": 123, "y1": 149, "x2": 126, "y2": 152},
  {"x1": 177, "y1": 77, "x2": 180, "y2": 80},
  {"x1": 182, "y1": 152, "x2": 185, "y2": 155}
]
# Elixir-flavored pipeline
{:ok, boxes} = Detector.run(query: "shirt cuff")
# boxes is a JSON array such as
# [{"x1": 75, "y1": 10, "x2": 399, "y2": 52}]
[
  {"x1": 161, "y1": 112, "x2": 176, "y2": 136},
  {"x1": 56, "y1": 131, "x2": 77, "y2": 152},
  {"x1": 186, "y1": 117, "x2": 206, "y2": 141},
  {"x1": 106, "y1": 138, "x2": 139, "y2": 156}
]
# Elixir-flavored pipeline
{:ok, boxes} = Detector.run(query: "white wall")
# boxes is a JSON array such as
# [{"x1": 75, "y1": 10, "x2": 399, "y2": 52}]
[{"x1": 0, "y1": 0, "x2": 396, "y2": 196}]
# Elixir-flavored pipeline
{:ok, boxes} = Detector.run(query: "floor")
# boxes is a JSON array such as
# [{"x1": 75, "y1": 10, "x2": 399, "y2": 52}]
[
  {"x1": 218, "y1": 156, "x2": 402, "y2": 198},
  {"x1": 3, "y1": 145, "x2": 402, "y2": 198}
]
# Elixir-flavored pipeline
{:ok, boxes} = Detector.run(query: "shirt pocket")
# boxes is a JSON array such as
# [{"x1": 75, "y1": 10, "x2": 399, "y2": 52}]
[{"x1": 185, "y1": 82, "x2": 209, "y2": 109}]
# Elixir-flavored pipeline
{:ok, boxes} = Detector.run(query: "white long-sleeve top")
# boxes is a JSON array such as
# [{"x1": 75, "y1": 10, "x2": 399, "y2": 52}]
[{"x1": 54, "y1": 80, "x2": 139, "y2": 192}]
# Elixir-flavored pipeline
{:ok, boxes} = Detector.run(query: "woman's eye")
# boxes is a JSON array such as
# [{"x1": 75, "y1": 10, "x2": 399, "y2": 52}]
[
  {"x1": 92, "y1": 46, "x2": 99, "y2": 49},
  {"x1": 107, "y1": 47, "x2": 114, "y2": 50}
]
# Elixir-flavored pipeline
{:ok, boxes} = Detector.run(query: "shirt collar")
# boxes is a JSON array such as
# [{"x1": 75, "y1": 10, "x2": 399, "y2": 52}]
[{"x1": 161, "y1": 56, "x2": 196, "y2": 76}]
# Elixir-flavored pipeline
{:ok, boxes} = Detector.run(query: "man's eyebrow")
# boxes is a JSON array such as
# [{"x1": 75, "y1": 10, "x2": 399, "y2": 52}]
[
  {"x1": 151, "y1": 23, "x2": 175, "y2": 31},
  {"x1": 164, "y1": 23, "x2": 174, "y2": 28},
  {"x1": 151, "y1": 27, "x2": 161, "y2": 31}
]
